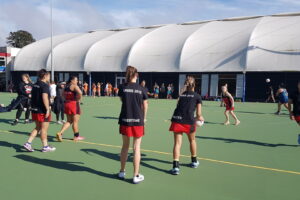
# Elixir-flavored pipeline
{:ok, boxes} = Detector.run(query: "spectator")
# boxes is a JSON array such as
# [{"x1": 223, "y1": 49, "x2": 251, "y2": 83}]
[
  {"x1": 167, "y1": 84, "x2": 173, "y2": 99},
  {"x1": 83, "y1": 82, "x2": 88, "y2": 96},
  {"x1": 50, "y1": 81, "x2": 57, "y2": 105},
  {"x1": 153, "y1": 83, "x2": 159, "y2": 99},
  {"x1": 160, "y1": 83, "x2": 166, "y2": 98}
]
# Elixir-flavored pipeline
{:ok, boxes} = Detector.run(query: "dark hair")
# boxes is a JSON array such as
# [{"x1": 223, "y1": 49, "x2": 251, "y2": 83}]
[
  {"x1": 279, "y1": 83, "x2": 286, "y2": 88},
  {"x1": 67, "y1": 76, "x2": 78, "y2": 85},
  {"x1": 125, "y1": 66, "x2": 138, "y2": 83},
  {"x1": 37, "y1": 69, "x2": 49, "y2": 80},
  {"x1": 184, "y1": 76, "x2": 195, "y2": 92}
]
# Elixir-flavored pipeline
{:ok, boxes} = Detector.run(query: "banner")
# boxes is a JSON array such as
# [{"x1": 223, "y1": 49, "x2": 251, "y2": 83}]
[{"x1": 0, "y1": 66, "x2": 5, "y2": 72}]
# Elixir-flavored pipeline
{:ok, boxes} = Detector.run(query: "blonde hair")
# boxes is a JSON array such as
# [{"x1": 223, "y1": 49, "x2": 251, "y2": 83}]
[
  {"x1": 184, "y1": 76, "x2": 195, "y2": 92},
  {"x1": 125, "y1": 66, "x2": 138, "y2": 83},
  {"x1": 22, "y1": 74, "x2": 32, "y2": 83}
]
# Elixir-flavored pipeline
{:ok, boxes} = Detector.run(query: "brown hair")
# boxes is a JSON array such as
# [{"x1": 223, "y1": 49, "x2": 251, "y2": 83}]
[
  {"x1": 37, "y1": 69, "x2": 49, "y2": 80},
  {"x1": 22, "y1": 73, "x2": 32, "y2": 83},
  {"x1": 184, "y1": 76, "x2": 195, "y2": 92},
  {"x1": 125, "y1": 66, "x2": 138, "y2": 83}
]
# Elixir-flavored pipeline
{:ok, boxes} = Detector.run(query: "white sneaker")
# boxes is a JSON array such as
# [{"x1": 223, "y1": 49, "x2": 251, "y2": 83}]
[
  {"x1": 133, "y1": 174, "x2": 144, "y2": 184},
  {"x1": 23, "y1": 143, "x2": 34, "y2": 152},
  {"x1": 42, "y1": 146, "x2": 56, "y2": 152},
  {"x1": 57, "y1": 121, "x2": 63, "y2": 125},
  {"x1": 191, "y1": 161, "x2": 200, "y2": 168},
  {"x1": 118, "y1": 171, "x2": 126, "y2": 179},
  {"x1": 62, "y1": 120, "x2": 66, "y2": 124}
]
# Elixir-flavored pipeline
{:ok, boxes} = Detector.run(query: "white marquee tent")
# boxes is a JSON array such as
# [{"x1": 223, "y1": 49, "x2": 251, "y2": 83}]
[{"x1": 14, "y1": 13, "x2": 300, "y2": 73}]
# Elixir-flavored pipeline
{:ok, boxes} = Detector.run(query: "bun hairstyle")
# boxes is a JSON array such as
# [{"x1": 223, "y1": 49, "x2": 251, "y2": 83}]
[
  {"x1": 22, "y1": 73, "x2": 32, "y2": 83},
  {"x1": 125, "y1": 66, "x2": 138, "y2": 83},
  {"x1": 184, "y1": 76, "x2": 195, "y2": 92},
  {"x1": 37, "y1": 69, "x2": 49, "y2": 80}
]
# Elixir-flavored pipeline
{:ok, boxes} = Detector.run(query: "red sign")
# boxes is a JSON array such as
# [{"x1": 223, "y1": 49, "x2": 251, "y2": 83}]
[{"x1": 0, "y1": 53, "x2": 11, "y2": 57}]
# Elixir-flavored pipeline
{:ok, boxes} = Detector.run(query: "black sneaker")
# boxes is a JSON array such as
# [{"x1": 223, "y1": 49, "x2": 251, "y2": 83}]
[
  {"x1": 275, "y1": 111, "x2": 280, "y2": 115},
  {"x1": 11, "y1": 120, "x2": 19, "y2": 126}
]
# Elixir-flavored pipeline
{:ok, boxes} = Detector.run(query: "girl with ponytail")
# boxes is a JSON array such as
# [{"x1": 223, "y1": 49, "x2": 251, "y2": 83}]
[
  {"x1": 169, "y1": 76, "x2": 204, "y2": 175},
  {"x1": 117, "y1": 66, "x2": 148, "y2": 184}
]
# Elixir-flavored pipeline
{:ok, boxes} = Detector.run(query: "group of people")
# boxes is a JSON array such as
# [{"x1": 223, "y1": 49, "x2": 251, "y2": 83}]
[
  {"x1": 84, "y1": 82, "x2": 119, "y2": 97},
  {"x1": 82, "y1": 81, "x2": 174, "y2": 99},
  {"x1": 21, "y1": 70, "x2": 85, "y2": 153},
  {"x1": 2, "y1": 67, "x2": 205, "y2": 184},
  {"x1": 1, "y1": 67, "x2": 299, "y2": 185},
  {"x1": 91, "y1": 82, "x2": 119, "y2": 97},
  {"x1": 152, "y1": 83, "x2": 174, "y2": 99},
  {"x1": 9, "y1": 76, "x2": 68, "y2": 126}
]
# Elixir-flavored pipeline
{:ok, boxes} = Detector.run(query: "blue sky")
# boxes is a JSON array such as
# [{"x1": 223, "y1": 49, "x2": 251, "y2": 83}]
[{"x1": 0, "y1": 0, "x2": 300, "y2": 46}]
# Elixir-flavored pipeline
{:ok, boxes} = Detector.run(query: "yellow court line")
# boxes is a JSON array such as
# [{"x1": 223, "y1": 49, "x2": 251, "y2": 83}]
[{"x1": 1, "y1": 129, "x2": 300, "y2": 176}]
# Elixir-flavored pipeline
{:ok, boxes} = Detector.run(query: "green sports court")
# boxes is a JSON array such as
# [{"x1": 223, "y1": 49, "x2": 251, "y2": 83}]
[{"x1": 0, "y1": 92, "x2": 299, "y2": 200}]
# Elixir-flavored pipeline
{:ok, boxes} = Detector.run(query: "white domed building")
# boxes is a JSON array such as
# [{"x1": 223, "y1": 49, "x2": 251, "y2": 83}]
[{"x1": 12, "y1": 13, "x2": 300, "y2": 101}]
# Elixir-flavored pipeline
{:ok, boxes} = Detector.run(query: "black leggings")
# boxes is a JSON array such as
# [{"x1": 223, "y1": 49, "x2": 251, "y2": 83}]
[
  {"x1": 56, "y1": 111, "x2": 65, "y2": 121},
  {"x1": 16, "y1": 106, "x2": 30, "y2": 120}
]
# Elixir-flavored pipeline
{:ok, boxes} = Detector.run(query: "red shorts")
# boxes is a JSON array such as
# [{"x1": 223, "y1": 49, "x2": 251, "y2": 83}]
[
  {"x1": 32, "y1": 113, "x2": 51, "y2": 122},
  {"x1": 64, "y1": 101, "x2": 81, "y2": 115},
  {"x1": 226, "y1": 106, "x2": 235, "y2": 111},
  {"x1": 169, "y1": 122, "x2": 196, "y2": 134},
  {"x1": 295, "y1": 116, "x2": 300, "y2": 123},
  {"x1": 119, "y1": 125, "x2": 144, "y2": 138}
]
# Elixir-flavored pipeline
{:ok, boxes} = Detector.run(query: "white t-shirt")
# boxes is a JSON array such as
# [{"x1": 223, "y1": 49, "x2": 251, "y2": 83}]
[{"x1": 50, "y1": 84, "x2": 57, "y2": 97}]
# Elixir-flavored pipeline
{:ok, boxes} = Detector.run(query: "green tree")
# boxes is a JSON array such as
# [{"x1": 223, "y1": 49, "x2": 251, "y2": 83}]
[{"x1": 6, "y1": 30, "x2": 36, "y2": 48}]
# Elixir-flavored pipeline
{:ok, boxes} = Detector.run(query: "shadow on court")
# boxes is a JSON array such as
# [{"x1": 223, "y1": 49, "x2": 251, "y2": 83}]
[
  {"x1": 14, "y1": 154, "x2": 117, "y2": 180},
  {"x1": 204, "y1": 121, "x2": 223, "y2": 125},
  {"x1": 0, "y1": 118, "x2": 13, "y2": 124},
  {"x1": 7, "y1": 130, "x2": 58, "y2": 142},
  {"x1": 81, "y1": 148, "x2": 171, "y2": 174},
  {"x1": 196, "y1": 136, "x2": 299, "y2": 147},
  {"x1": 94, "y1": 116, "x2": 118, "y2": 120},
  {"x1": 235, "y1": 111, "x2": 289, "y2": 115},
  {"x1": 235, "y1": 111, "x2": 271, "y2": 115},
  {"x1": 0, "y1": 140, "x2": 28, "y2": 152}
]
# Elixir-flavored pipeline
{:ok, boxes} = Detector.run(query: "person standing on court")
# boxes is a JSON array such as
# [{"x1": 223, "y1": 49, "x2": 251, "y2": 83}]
[
  {"x1": 288, "y1": 81, "x2": 300, "y2": 143},
  {"x1": 117, "y1": 66, "x2": 148, "y2": 184},
  {"x1": 56, "y1": 76, "x2": 84, "y2": 142},
  {"x1": 169, "y1": 76, "x2": 204, "y2": 175},
  {"x1": 12, "y1": 74, "x2": 33, "y2": 126},
  {"x1": 53, "y1": 82, "x2": 66, "y2": 124},
  {"x1": 221, "y1": 86, "x2": 240, "y2": 125},
  {"x1": 23, "y1": 69, "x2": 56, "y2": 152}
]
